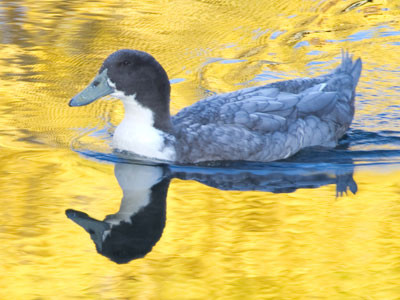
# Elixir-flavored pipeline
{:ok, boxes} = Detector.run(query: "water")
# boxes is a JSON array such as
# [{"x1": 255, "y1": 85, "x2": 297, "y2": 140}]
[{"x1": 0, "y1": 1, "x2": 400, "y2": 299}]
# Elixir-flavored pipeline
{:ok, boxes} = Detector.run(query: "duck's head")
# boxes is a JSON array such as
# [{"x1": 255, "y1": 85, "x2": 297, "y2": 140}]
[{"x1": 69, "y1": 49, "x2": 172, "y2": 127}]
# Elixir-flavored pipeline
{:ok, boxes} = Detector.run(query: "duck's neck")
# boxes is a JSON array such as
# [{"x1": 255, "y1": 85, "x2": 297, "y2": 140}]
[{"x1": 111, "y1": 93, "x2": 176, "y2": 161}]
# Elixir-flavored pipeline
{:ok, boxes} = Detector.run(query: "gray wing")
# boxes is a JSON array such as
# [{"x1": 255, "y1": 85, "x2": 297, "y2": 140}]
[{"x1": 172, "y1": 53, "x2": 362, "y2": 163}]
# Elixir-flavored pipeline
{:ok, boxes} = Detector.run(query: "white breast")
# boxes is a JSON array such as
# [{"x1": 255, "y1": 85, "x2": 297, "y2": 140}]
[{"x1": 111, "y1": 92, "x2": 176, "y2": 161}]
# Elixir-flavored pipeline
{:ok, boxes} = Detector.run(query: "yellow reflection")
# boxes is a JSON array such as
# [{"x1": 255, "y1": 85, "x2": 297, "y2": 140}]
[{"x1": 0, "y1": 0, "x2": 399, "y2": 299}]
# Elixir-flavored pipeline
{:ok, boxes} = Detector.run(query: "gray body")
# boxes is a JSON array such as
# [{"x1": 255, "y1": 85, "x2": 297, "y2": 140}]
[{"x1": 173, "y1": 52, "x2": 362, "y2": 163}]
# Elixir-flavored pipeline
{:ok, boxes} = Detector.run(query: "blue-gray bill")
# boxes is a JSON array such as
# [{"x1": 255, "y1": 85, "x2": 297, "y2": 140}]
[{"x1": 69, "y1": 69, "x2": 113, "y2": 106}]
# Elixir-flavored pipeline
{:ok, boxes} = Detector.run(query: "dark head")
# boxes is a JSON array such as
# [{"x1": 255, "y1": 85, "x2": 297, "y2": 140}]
[{"x1": 69, "y1": 49, "x2": 172, "y2": 130}]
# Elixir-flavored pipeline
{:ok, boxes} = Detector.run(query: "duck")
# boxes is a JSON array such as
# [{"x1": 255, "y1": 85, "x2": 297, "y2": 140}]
[{"x1": 69, "y1": 49, "x2": 362, "y2": 164}]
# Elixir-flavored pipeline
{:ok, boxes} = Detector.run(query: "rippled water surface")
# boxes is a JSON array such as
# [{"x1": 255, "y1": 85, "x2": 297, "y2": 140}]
[{"x1": 1, "y1": 1, "x2": 400, "y2": 299}]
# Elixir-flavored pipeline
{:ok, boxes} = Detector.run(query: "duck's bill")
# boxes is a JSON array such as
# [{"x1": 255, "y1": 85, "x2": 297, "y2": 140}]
[{"x1": 69, "y1": 69, "x2": 114, "y2": 107}]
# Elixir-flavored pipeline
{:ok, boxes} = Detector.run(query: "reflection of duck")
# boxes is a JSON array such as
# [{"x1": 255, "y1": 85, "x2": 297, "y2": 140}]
[
  {"x1": 67, "y1": 164, "x2": 170, "y2": 264},
  {"x1": 69, "y1": 50, "x2": 361, "y2": 163},
  {"x1": 66, "y1": 154, "x2": 357, "y2": 264}
]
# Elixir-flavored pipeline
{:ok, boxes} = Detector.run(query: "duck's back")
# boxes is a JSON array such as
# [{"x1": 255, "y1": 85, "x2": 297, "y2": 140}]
[{"x1": 172, "y1": 52, "x2": 362, "y2": 163}]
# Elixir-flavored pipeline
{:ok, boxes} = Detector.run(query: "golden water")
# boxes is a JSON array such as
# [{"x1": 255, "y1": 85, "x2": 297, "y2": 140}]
[{"x1": 0, "y1": 0, "x2": 399, "y2": 299}]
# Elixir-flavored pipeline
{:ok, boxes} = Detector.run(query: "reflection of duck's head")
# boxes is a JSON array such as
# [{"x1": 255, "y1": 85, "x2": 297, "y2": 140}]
[{"x1": 66, "y1": 164, "x2": 170, "y2": 264}]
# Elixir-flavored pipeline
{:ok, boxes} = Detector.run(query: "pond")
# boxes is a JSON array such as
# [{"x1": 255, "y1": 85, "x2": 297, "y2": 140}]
[{"x1": 0, "y1": 0, "x2": 399, "y2": 299}]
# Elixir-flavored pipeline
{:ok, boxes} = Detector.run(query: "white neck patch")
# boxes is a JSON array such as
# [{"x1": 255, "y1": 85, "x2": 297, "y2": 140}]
[{"x1": 109, "y1": 86, "x2": 176, "y2": 161}]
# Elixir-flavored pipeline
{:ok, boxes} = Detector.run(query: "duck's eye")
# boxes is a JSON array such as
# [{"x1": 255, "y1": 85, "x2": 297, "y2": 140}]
[{"x1": 122, "y1": 60, "x2": 130, "y2": 66}]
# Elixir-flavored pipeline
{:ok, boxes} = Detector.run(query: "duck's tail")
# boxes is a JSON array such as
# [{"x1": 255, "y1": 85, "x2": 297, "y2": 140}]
[{"x1": 337, "y1": 50, "x2": 362, "y2": 90}]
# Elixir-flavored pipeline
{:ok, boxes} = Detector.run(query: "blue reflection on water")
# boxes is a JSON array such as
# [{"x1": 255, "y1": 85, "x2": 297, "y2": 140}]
[
  {"x1": 170, "y1": 78, "x2": 186, "y2": 84},
  {"x1": 73, "y1": 128, "x2": 400, "y2": 171}
]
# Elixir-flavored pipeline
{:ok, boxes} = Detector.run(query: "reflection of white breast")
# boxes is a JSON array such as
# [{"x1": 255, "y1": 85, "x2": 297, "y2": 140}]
[
  {"x1": 115, "y1": 163, "x2": 164, "y2": 190},
  {"x1": 111, "y1": 93, "x2": 176, "y2": 161},
  {"x1": 105, "y1": 164, "x2": 164, "y2": 226}
]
